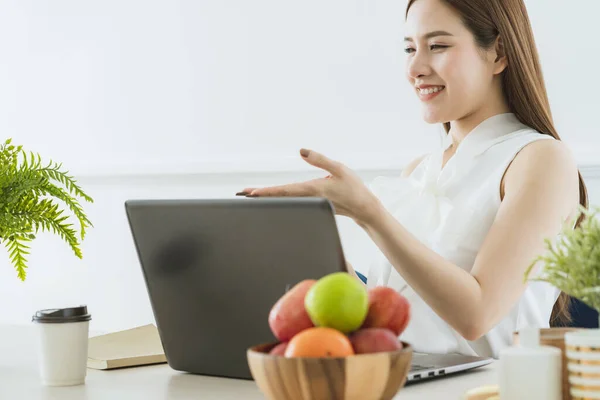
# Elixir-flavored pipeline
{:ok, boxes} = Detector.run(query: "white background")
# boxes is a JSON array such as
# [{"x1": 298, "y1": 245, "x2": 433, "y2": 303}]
[
  {"x1": 0, "y1": 0, "x2": 597, "y2": 176},
  {"x1": 0, "y1": 0, "x2": 598, "y2": 333}
]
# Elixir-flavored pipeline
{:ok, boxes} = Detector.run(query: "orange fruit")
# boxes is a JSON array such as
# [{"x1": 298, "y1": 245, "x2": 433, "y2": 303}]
[{"x1": 284, "y1": 327, "x2": 355, "y2": 358}]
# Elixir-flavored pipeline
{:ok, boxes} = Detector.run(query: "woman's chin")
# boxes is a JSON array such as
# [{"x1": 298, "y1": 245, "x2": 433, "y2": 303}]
[{"x1": 421, "y1": 108, "x2": 446, "y2": 124}]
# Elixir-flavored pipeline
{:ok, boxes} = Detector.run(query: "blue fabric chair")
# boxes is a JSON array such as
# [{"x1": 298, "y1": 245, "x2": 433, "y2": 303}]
[
  {"x1": 356, "y1": 271, "x2": 367, "y2": 285},
  {"x1": 565, "y1": 298, "x2": 598, "y2": 328},
  {"x1": 356, "y1": 272, "x2": 597, "y2": 328}
]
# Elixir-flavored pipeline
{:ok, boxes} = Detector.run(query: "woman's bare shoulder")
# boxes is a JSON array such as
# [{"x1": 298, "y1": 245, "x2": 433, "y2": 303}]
[
  {"x1": 501, "y1": 138, "x2": 579, "y2": 216},
  {"x1": 401, "y1": 153, "x2": 429, "y2": 178}
]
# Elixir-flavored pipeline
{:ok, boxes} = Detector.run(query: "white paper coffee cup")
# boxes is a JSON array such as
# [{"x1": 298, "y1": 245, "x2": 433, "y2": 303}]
[{"x1": 32, "y1": 306, "x2": 91, "y2": 386}]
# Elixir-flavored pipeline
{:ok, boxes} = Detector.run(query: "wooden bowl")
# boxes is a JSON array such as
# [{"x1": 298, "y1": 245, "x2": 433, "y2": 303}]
[{"x1": 247, "y1": 341, "x2": 413, "y2": 400}]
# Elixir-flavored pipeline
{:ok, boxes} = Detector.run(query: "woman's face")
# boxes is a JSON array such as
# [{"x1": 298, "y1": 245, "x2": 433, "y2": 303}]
[{"x1": 404, "y1": 0, "x2": 502, "y2": 124}]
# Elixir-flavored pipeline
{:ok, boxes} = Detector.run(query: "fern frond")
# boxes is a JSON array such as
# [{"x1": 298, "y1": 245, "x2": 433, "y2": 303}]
[
  {"x1": 28, "y1": 180, "x2": 92, "y2": 239},
  {"x1": 18, "y1": 150, "x2": 41, "y2": 172},
  {"x1": 4, "y1": 235, "x2": 31, "y2": 281},
  {"x1": 39, "y1": 215, "x2": 82, "y2": 259},
  {"x1": 0, "y1": 169, "x2": 47, "y2": 209},
  {"x1": 0, "y1": 139, "x2": 93, "y2": 280},
  {"x1": 37, "y1": 161, "x2": 94, "y2": 203},
  {"x1": 13, "y1": 197, "x2": 82, "y2": 259}
]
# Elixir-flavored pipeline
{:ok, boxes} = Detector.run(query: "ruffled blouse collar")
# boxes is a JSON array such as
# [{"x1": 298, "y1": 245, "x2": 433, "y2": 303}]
[{"x1": 441, "y1": 113, "x2": 529, "y2": 158}]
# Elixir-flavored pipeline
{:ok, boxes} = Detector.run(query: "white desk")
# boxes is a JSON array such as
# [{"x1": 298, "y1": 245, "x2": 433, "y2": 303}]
[{"x1": 0, "y1": 324, "x2": 497, "y2": 399}]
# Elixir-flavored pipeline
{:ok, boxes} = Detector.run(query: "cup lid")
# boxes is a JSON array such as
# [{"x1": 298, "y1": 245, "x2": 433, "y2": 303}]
[{"x1": 32, "y1": 305, "x2": 91, "y2": 323}]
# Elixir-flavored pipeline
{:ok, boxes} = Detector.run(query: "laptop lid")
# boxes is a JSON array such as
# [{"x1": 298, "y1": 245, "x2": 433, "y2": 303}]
[{"x1": 124, "y1": 197, "x2": 348, "y2": 379}]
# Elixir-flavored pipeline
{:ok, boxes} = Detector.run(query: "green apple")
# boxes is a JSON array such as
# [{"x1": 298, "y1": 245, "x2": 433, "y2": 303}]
[{"x1": 304, "y1": 272, "x2": 368, "y2": 333}]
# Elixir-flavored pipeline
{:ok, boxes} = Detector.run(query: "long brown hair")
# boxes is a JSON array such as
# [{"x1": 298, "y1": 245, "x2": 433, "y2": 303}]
[{"x1": 405, "y1": 0, "x2": 589, "y2": 326}]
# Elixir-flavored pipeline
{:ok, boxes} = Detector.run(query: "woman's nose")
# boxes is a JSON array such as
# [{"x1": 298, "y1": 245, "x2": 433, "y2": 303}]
[{"x1": 407, "y1": 51, "x2": 431, "y2": 80}]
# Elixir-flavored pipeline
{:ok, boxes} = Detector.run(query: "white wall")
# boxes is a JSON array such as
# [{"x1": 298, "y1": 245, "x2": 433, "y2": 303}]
[{"x1": 0, "y1": 0, "x2": 598, "y2": 176}]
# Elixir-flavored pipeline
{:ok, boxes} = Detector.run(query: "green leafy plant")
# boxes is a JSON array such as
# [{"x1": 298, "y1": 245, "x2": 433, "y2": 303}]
[
  {"x1": 525, "y1": 204, "x2": 600, "y2": 319},
  {"x1": 0, "y1": 138, "x2": 93, "y2": 280}
]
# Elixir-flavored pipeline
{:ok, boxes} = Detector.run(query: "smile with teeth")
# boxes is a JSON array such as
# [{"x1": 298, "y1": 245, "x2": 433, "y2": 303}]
[{"x1": 419, "y1": 86, "x2": 445, "y2": 95}]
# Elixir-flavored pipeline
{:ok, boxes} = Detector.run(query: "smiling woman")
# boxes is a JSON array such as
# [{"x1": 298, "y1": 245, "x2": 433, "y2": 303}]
[
  {"x1": 238, "y1": 0, "x2": 588, "y2": 360},
  {"x1": 361, "y1": 0, "x2": 587, "y2": 357}
]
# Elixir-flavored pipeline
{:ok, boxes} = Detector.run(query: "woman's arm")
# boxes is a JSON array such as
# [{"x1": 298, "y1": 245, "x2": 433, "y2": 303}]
[
  {"x1": 341, "y1": 154, "x2": 428, "y2": 288},
  {"x1": 358, "y1": 140, "x2": 580, "y2": 341}
]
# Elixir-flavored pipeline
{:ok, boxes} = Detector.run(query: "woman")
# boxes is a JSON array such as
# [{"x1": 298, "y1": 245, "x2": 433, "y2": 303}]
[{"x1": 237, "y1": 0, "x2": 588, "y2": 359}]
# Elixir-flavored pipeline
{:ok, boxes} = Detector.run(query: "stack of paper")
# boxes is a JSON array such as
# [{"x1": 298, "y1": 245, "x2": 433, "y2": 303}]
[{"x1": 87, "y1": 324, "x2": 167, "y2": 370}]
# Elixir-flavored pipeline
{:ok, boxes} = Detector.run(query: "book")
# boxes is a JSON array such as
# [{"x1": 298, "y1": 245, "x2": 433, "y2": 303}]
[{"x1": 87, "y1": 324, "x2": 167, "y2": 370}]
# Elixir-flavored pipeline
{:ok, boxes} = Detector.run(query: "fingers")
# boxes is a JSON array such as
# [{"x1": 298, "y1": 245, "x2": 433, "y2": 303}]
[
  {"x1": 250, "y1": 182, "x2": 315, "y2": 197},
  {"x1": 236, "y1": 181, "x2": 319, "y2": 198},
  {"x1": 237, "y1": 188, "x2": 257, "y2": 196},
  {"x1": 300, "y1": 149, "x2": 344, "y2": 176},
  {"x1": 235, "y1": 147, "x2": 342, "y2": 198}
]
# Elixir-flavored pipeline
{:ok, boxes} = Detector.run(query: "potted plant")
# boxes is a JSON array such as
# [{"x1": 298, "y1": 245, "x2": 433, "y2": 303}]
[
  {"x1": 0, "y1": 138, "x2": 93, "y2": 280},
  {"x1": 525, "y1": 204, "x2": 600, "y2": 399},
  {"x1": 525, "y1": 204, "x2": 600, "y2": 325}
]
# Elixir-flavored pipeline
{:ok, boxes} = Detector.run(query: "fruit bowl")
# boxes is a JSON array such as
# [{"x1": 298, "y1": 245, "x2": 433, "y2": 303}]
[{"x1": 247, "y1": 341, "x2": 413, "y2": 400}]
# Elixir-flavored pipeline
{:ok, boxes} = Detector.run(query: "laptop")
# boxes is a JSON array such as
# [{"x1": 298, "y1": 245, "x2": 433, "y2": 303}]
[{"x1": 124, "y1": 197, "x2": 492, "y2": 382}]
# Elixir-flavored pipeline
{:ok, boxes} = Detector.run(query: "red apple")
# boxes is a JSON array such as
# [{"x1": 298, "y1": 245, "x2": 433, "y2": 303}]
[
  {"x1": 361, "y1": 286, "x2": 410, "y2": 336},
  {"x1": 349, "y1": 328, "x2": 403, "y2": 354},
  {"x1": 268, "y1": 279, "x2": 316, "y2": 341},
  {"x1": 269, "y1": 342, "x2": 289, "y2": 356}
]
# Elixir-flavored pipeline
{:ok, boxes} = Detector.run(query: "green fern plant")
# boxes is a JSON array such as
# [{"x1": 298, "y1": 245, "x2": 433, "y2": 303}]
[
  {"x1": 0, "y1": 138, "x2": 93, "y2": 280},
  {"x1": 524, "y1": 204, "x2": 600, "y2": 321}
]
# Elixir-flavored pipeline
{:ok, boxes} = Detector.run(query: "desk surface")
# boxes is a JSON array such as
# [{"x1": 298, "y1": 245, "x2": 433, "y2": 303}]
[{"x1": 0, "y1": 324, "x2": 497, "y2": 399}]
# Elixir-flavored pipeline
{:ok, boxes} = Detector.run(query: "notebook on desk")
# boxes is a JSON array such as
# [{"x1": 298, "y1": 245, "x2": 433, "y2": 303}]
[{"x1": 87, "y1": 324, "x2": 167, "y2": 370}]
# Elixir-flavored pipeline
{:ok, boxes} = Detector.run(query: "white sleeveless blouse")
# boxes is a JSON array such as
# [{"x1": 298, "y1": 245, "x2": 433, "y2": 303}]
[{"x1": 366, "y1": 113, "x2": 561, "y2": 359}]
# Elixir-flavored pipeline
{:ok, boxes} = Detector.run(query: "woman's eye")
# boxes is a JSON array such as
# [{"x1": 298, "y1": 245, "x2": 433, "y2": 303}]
[
  {"x1": 404, "y1": 45, "x2": 448, "y2": 54},
  {"x1": 430, "y1": 44, "x2": 448, "y2": 51}
]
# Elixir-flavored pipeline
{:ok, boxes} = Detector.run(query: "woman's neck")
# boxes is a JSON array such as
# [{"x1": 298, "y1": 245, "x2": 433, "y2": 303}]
[{"x1": 448, "y1": 86, "x2": 511, "y2": 147}]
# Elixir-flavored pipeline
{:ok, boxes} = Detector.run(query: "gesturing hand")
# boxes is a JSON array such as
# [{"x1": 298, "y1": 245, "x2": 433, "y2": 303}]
[{"x1": 236, "y1": 148, "x2": 381, "y2": 226}]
